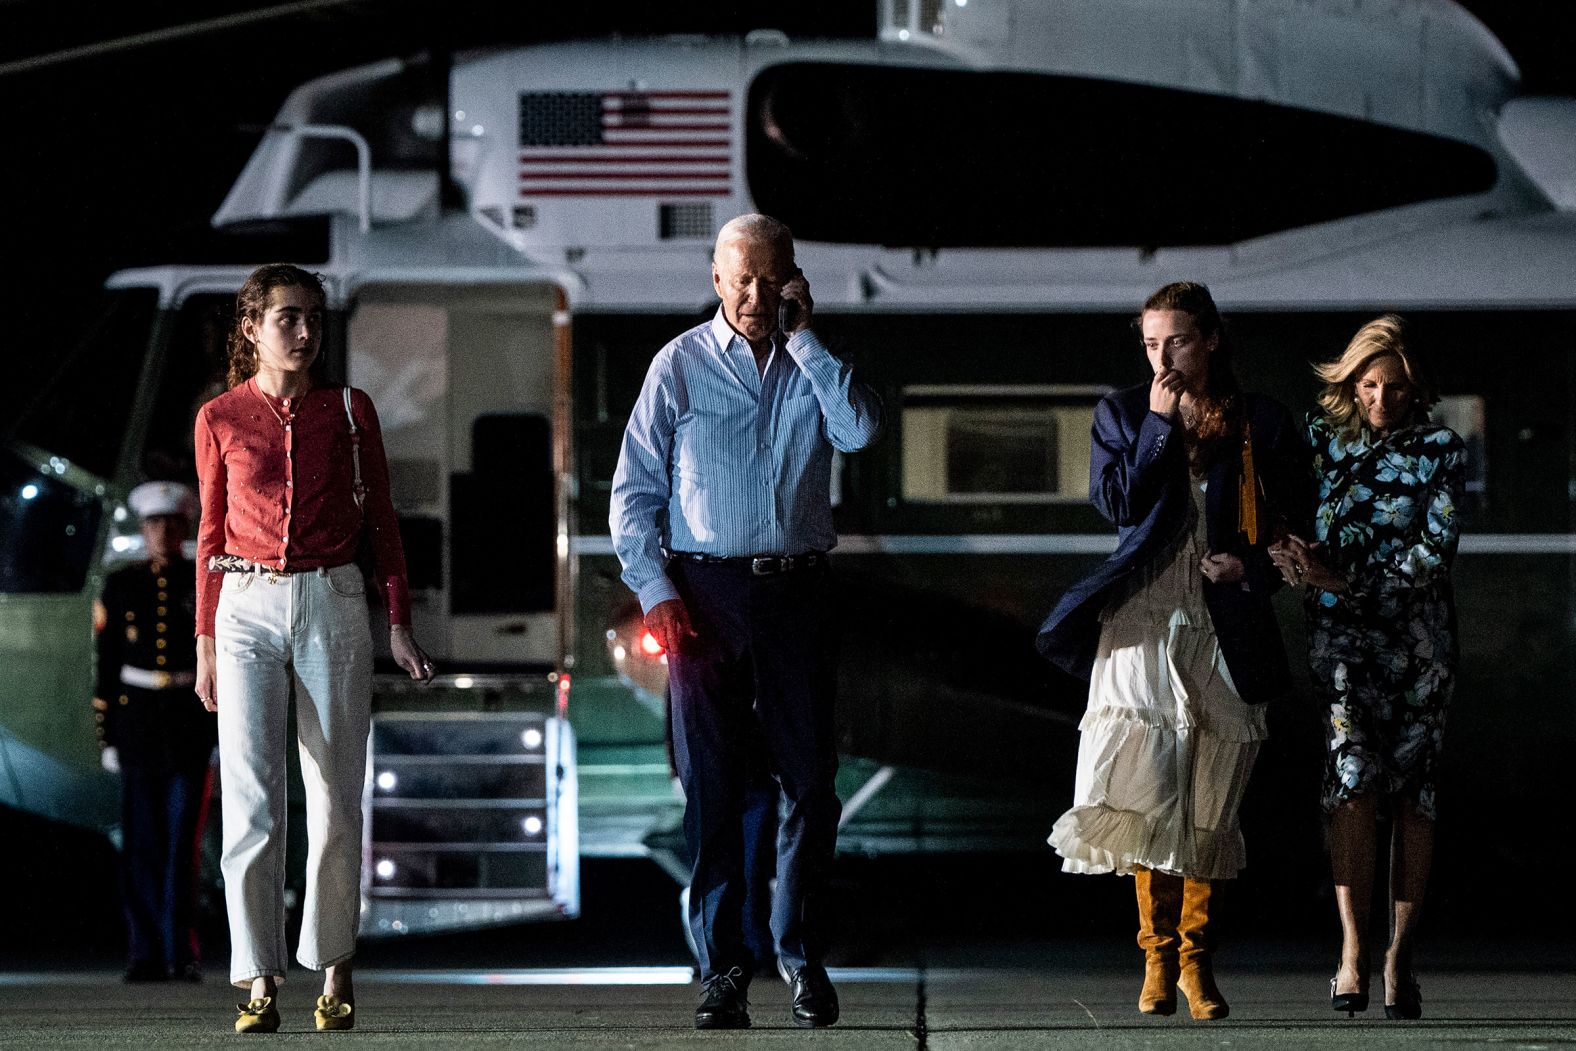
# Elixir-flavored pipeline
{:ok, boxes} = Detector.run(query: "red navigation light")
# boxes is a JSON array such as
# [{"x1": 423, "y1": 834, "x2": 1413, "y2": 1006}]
[{"x1": 640, "y1": 630, "x2": 665, "y2": 657}]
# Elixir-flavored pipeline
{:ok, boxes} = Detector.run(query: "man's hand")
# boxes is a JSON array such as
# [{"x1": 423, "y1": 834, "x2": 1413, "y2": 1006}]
[
  {"x1": 646, "y1": 599, "x2": 698, "y2": 655},
  {"x1": 1149, "y1": 367, "x2": 1186, "y2": 421},
  {"x1": 196, "y1": 635, "x2": 217, "y2": 712},
  {"x1": 1199, "y1": 552, "x2": 1245, "y2": 584},
  {"x1": 100, "y1": 746, "x2": 121, "y2": 775}
]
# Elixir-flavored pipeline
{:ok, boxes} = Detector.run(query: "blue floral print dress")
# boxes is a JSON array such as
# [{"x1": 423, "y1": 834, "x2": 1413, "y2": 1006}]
[{"x1": 1304, "y1": 413, "x2": 1465, "y2": 821}]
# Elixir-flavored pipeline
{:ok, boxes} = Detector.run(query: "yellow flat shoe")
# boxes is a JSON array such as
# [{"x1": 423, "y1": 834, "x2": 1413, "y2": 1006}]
[
  {"x1": 314, "y1": 994, "x2": 355, "y2": 1031},
  {"x1": 235, "y1": 996, "x2": 280, "y2": 1034}
]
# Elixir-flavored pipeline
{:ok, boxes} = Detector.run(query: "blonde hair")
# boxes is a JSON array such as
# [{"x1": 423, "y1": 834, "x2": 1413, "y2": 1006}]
[{"x1": 1315, "y1": 314, "x2": 1438, "y2": 439}]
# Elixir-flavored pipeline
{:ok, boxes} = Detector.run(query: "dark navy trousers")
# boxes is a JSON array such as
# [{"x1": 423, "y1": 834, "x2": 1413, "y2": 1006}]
[
  {"x1": 667, "y1": 559, "x2": 841, "y2": 982},
  {"x1": 121, "y1": 764, "x2": 209, "y2": 972}
]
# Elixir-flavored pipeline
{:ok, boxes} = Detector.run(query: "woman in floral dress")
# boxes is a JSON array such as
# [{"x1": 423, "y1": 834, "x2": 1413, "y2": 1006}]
[{"x1": 1270, "y1": 315, "x2": 1464, "y2": 1021}]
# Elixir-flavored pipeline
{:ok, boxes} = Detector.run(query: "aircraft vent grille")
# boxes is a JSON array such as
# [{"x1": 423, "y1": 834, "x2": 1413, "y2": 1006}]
[{"x1": 659, "y1": 202, "x2": 714, "y2": 241}]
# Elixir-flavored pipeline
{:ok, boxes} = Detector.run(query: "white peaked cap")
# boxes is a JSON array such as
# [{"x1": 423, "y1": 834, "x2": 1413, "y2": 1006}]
[{"x1": 128, "y1": 481, "x2": 197, "y2": 521}]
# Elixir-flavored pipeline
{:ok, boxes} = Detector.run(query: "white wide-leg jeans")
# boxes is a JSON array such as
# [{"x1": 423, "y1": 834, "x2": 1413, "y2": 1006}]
[{"x1": 215, "y1": 563, "x2": 372, "y2": 988}]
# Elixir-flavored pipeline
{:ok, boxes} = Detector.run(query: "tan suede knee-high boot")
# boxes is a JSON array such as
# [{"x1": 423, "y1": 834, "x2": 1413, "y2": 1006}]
[
  {"x1": 1177, "y1": 877, "x2": 1229, "y2": 1020},
  {"x1": 1134, "y1": 867, "x2": 1183, "y2": 1015}
]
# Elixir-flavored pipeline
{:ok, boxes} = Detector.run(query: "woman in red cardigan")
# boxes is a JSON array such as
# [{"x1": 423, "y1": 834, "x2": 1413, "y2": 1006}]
[{"x1": 193, "y1": 264, "x2": 432, "y2": 1033}]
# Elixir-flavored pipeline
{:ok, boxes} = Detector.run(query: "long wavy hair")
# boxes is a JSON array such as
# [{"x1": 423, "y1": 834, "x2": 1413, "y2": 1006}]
[
  {"x1": 225, "y1": 264, "x2": 328, "y2": 390},
  {"x1": 1139, "y1": 281, "x2": 1241, "y2": 472},
  {"x1": 1315, "y1": 314, "x2": 1438, "y2": 440}
]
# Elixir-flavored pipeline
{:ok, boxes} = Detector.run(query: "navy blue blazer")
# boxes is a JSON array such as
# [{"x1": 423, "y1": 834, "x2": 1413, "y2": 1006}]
[{"x1": 1035, "y1": 383, "x2": 1306, "y2": 704}]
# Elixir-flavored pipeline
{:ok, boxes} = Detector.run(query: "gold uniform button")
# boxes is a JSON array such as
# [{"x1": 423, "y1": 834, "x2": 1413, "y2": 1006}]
[
  {"x1": 155, "y1": 655, "x2": 167, "y2": 667},
  {"x1": 125, "y1": 611, "x2": 135, "y2": 622},
  {"x1": 156, "y1": 623, "x2": 167, "y2": 634},
  {"x1": 94, "y1": 713, "x2": 104, "y2": 723},
  {"x1": 157, "y1": 577, "x2": 168, "y2": 588},
  {"x1": 157, "y1": 606, "x2": 167, "y2": 616},
  {"x1": 158, "y1": 592, "x2": 168, "y2": 602},
  {"x1": 118, "y1": 695, "x2": 128, "y2": 704},
  {"x1": 155, "y1": 638, "x2": 167, "y2": 650}
]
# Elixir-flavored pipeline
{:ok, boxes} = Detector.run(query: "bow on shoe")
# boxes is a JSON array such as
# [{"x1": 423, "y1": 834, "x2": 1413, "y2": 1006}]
[
  {"x1": 234, "y1": 995, "x2": 281, "y2": 1034},
  {"x1": 314, "y1": 994, "x2": 355, "y2": 1031}
]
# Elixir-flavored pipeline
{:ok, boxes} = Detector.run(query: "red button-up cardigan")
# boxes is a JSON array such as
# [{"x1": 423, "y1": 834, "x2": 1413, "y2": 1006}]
[{"x1": 193, "y1": 378, "x2": 411, "y2": 636}]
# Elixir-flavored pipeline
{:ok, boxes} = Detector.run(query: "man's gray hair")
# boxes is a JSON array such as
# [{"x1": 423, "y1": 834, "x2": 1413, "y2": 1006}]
[{"x1": 714, "y1": 213, "x2": 795, "y2": 263}]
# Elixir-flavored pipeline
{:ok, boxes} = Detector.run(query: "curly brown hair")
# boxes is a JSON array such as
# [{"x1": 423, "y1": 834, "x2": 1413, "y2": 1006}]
[
  {"x1": 1139, "y1": 281, "x2": 1241, "y2": 472},
  {"x1": 226, "y1": 264, "x2": 328, "y2": 390}
]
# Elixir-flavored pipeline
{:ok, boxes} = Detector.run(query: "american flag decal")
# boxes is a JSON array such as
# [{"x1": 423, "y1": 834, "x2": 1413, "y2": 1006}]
[{"x1": 518, "y1": 90, "x2": 733, "y2": 198}]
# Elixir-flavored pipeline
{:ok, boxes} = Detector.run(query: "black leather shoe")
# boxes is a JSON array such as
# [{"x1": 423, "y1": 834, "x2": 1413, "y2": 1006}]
[
  {"x1": 1330, "y1": 976, "x2": 1369, "y2": 1017},
  {"x1": 695, "y1": 967, "x2": 751, "y2": 1030},
  {"x1": 782, "y1": 962, "x2": 840, "y2": 1028},
  {"x1": 1384, "y1": 977, "x2": 1422, "y2": 1020}
]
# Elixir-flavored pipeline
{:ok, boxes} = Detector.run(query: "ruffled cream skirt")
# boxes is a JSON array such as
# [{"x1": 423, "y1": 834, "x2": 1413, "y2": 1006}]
[{"x1": 1048, "y1": 607, "x2": 1268, "y2": 881}]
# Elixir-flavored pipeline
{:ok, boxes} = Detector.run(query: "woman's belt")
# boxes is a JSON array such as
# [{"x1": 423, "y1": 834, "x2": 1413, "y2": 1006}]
[
  {"x1": 120, "y1": 665, "x2": 197, "y2": 690},
  {"x1": 207, "y1": 554, "x2": 315, "y2": 574}
]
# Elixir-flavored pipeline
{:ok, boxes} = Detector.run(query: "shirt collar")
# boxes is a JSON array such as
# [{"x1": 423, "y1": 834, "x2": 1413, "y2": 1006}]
[
  {"x1": 708, "y1": 307, "x2": 781, "y2": 356},
  {"x1": 709, "y1": 307, "x2": 744, "y2": 354}
]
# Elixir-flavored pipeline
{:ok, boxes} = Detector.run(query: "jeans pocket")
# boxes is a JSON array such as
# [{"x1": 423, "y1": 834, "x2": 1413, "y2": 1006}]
[{"x1": 325, "y1": 564, "x2": 367, "y2": 599}]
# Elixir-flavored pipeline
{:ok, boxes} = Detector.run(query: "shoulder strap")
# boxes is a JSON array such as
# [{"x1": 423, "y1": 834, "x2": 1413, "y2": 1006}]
[
  {"x1": 343, "y1": 387, "x2": 366, "y2": 511},
  {"x1": 1238, "y1": 420, "x2": 1259, "y2": 545}
]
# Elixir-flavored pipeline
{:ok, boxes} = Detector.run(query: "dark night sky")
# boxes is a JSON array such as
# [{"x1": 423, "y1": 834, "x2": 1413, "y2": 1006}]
[{"x1": 0, "y1": 0, "x2": 1571, "y2": 396}]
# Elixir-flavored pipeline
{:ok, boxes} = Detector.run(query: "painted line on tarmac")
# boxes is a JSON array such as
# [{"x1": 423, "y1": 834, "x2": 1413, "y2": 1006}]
[
  {"x1": 0, "y1": 966, "x2": 937, "y2": 987},
  {"x1": 360, "y1": 967, "x2": 927, "y2": 985},
  {"x1": 363, "y1": 967, "x2": 696, "y2": 985},
  {"x1": 574, "y1": 534, "x2": 1576, "y2": 556}
]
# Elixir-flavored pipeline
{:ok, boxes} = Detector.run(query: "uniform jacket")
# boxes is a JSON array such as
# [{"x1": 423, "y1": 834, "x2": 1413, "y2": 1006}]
[
  {"x1": 1035, "y1": 383, "x2": 1307, "y2": 704},
  {"x1": 94, "y1": 559, "x2": 215, "y2": 772}
]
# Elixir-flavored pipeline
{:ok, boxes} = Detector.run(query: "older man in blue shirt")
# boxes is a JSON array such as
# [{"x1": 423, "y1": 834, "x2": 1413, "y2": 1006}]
[{"x1": 611, "y1": 214, "x2": 882, "y2": 1030}]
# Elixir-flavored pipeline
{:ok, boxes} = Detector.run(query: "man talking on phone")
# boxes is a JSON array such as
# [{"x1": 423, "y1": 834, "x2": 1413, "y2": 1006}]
[{"x1": 610, "y1": 214, "x2": 882, "y2": 1029}]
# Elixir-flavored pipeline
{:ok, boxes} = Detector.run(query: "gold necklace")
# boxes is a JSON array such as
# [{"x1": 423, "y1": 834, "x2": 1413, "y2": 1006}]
[{"x1": 251, "y1": 377, "x2": 294, "y2": 429}]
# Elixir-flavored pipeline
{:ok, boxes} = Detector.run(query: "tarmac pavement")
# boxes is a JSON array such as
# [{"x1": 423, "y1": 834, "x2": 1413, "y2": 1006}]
[{"x1": 2, "y1": 964, "x2": 1573, "y2": 1050}]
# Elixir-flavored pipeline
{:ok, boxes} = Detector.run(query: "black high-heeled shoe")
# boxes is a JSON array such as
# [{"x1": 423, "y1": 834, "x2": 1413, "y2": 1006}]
[
  {"x1": 1330, "y1": 976, "x2": 1369, "y2": 1017},
  {"x1": 1384, "y1": 977, "x2": 1422, "y2": 1020}
]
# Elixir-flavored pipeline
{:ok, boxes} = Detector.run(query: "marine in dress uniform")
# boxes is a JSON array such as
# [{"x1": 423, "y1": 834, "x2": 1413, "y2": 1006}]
[{"x1": 93, "y1": 481, "x2": 217, "y2": 982}]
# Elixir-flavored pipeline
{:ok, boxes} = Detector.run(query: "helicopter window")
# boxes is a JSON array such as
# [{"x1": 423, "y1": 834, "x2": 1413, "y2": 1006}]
[
  {"x1": 747, "y1": 63, "x2": 1497, "y2": 247},
  {"x1": 148, "y1": 295, "x2": 234, "y2": 483},
  {"x1": 901, "y1": 386, "x2": 1098, "y2": 504},
  {"x1": 1432, "y1": 394, "x2": 1487, "y2": 496},
  {"x1": 9, "y1": 289, "x2": 158, "y2": 481}
]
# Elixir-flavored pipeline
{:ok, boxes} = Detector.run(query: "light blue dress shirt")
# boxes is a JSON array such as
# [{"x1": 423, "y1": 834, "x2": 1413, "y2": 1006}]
[{"x1": 610, "y1": 309, "x2": 884, "y2": 613}]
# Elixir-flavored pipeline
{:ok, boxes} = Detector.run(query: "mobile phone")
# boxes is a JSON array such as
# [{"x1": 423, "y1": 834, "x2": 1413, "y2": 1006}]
[
  {"x1": 778, "y1": 267, "x2": 804, "y2": 333},
  {"x1": 778, "y1": 298, "x2": 801, "y2": 334}
]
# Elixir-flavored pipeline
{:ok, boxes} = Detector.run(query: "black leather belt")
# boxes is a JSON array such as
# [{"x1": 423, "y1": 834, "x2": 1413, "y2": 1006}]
[{"x1": 671, "y1": 551, "x2": 827, "y2": 576}]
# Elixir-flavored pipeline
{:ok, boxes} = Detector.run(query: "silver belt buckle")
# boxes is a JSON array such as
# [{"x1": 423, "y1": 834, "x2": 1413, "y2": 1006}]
[{"x1": 751, "y1": 556, "x2": 783, "y2": 576}]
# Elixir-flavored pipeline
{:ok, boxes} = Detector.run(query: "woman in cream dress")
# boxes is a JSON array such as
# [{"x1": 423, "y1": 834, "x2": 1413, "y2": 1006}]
[{"x1": 1036, "y1": 282, "x2": 1304, "y2": 1020}]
